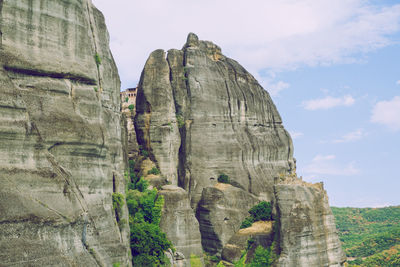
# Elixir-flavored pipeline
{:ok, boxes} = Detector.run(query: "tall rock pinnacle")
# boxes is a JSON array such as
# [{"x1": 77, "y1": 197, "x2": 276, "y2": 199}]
[
  {"x1": 132, "y1": 33, "x2": 345, "y2": 266},
  {"x1": 0, "y1": 0, "x2": 131, "y2": 265}
]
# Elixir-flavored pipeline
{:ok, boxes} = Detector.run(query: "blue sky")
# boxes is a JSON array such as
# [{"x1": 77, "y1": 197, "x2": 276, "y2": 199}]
[{"x1": 93, "y1": 0, "x2": 400, "y2": 207}]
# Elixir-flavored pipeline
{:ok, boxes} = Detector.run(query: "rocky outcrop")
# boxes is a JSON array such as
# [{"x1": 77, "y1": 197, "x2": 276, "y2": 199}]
[
  {"x1": 133, "y1": 33, "x2": 344, "y2": 266},
  {"x1": 121, "y1": 88, "x2": 139, "y2": 158},
  {"x1": 275, "y1": 176, "x2": 346, "y2": 266},
  {"x1": 0, "y1": 0, "x2": 131, "y2": 266},
  {"x1": 221, "y1": 221, "x2": 274, "y2": 263},
  {"x1": 159, "y1": 185, "x2": 203, "y2": 261},
  {"x1": 196, "y1": 183, "x2": 258, "y2": 254}
]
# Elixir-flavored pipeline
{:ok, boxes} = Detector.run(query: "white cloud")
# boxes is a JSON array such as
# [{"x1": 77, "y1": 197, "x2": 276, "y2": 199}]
[
  {"x1": 266, "y1": 81, "x2": 290, "y2": 97},
  {"x1": 290, "y1": 131, "x2": 304, "y2": 139},
  {"x1": 302, "y1": 95, "x2": 355, "y2": 110},
  {"x1": 301, "y1": 154, "x2": 360, "y2": 177},
  {"x1": 333, "y1": 129, "x2": 366, "y2": 143},
  {"x1": 258, "y1": 73, "x2": 290, "y2": 96},
  {"x1": 371, "y1": 96, "x2": 400, "y2": 131},
  {"x1": 92, "y1": 0, "x2": 400, "y2": 89}
]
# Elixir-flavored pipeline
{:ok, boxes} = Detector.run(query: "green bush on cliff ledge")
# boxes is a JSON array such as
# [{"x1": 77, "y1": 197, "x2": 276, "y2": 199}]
[
  {"x1": 249, "y1": 201, "x2": 272, "y2": 221},
  {"x1": 176, "y1": 114, "x2": 185, "y2": 129},
  {"x1": 218, "y1": 174, "x2": 230, "y2": 184},
  {"x1": 240, "y1": 217, "x2": 255, "y2": 229},
  {"x1": 130, "y1": 222, "x2": 172, "y2": 266},
  {"x1": 240, "y1": 201, "x2": 272, "y2": 229},
  {"x1": 148, "y1": 167, "x2": 161, "y2": 175}
]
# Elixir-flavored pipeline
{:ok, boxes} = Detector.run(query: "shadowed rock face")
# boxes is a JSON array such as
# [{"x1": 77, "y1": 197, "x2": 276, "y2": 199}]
[
  {"x1": 0, "y1": 0, "x2": 131, "y2": 266},
  {"x1": 134, "y1": 33, "x2": 344, "y2": 266}
]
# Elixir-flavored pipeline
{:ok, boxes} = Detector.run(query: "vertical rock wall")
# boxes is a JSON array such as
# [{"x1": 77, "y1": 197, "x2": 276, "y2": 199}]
[
  {"x1": 275, "y1": 177, "x2": 346, "y2": 266},
  {"x1": 0, "y1": 0, "x2": 131, "y2": 266}
]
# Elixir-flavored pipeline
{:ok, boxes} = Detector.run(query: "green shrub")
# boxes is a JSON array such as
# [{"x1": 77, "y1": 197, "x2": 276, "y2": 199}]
[
  {"x1": 249, "y1": 201, "x2": 272, "y2": 221},
  {"x1": 210, "y1": 255, "x2": 220, "y2": 262},
  {"x1": 247, "y1": 237, "x2": 256, "y2": 250},
  {"x1": 112, "y1": 263, "x2": 121, "y2": 267},
  {"x1": 218, "y1": 174, "x2": 230, "y2": 184},
  {"x1": 128, "y1": 104, "x2": 135, "y2": 111},
  {"x1": 152, "y1": 195, "x2": 164, "y2": 225},
  {"x1": 135, "y1": 178, "x2": 149, "y2": 192},
  {"x1": 250, "y1": 245, "x2": 272, "y2": 267},
  {"x1": 140, "y1": 149, "x2": 149, "y2": 158},
  {"x1": 233, "y1": 252, "x2": 247, "y2": 267},
  {"x1": 130, "y1": 222, "x2": 172, "y2": 266},
  {"x1": 94, "y1": 53, "x2": 101, "y2": 66},
  {"x1": 240, "y1": 217, "x2": 254, "y2": 229},
  {"x1": 125, "y1": 97, "x2": 129, "y2": 102},
  {"x1": 94, "y1": 87, "x2": 98, "y2": 92},
  {"x1": 112, "y1": 192, "x2": 124, "y2": 216},
  {"x1": 148, "y1": 167, "x2": 160, "y2": 175},
  {"x1": 176, "y1": 114, "x2": 185, "y2": 129},
  {"x1": 125, "y1": 153, "x2": 173, "y2": 266}
]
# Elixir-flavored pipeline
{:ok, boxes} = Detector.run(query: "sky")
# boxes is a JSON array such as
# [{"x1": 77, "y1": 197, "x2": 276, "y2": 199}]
[{"x1": 92, "y1": 0, "x2": 400, "y2": 208}]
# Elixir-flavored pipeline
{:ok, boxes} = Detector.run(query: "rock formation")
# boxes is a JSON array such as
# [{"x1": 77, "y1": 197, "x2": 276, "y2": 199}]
[
  {"x1": 121, "y1": 88, "x2": 139, "y2": 158},
  {"x1": 132, "y1": 33, "x2": 345, "y2": 266},
  {"x1": 0, "y1": 0, "x2": 131, "y2": 266},
  {"x1": 0, "y1": 0, "x2": 344, "y2": 264},
  {"x1": 275, "y1": 176, "x2": 346, "y2": 266}
]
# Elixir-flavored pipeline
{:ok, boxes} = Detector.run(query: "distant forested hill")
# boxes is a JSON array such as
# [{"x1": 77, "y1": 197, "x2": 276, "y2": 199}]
[{"x1": 331, "y1": 206, "x2": 400, "y2": 266}]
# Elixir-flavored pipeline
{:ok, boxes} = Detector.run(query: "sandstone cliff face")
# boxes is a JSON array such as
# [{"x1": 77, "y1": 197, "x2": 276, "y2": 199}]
[
  {"x1": 275, "y1": 176, "x2": 346, "y2": 266},
  {"x1": 133, "y1": 33, "x2": 344, "y2": 266},
  {"x1": 0, "y1": 1, "x2": 131, "y2": 266}
]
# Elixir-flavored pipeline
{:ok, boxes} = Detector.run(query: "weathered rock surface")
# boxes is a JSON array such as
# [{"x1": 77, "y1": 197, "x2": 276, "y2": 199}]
[
  {"x1": 275, "y1": 176, "x2": 346, "y2": 266},
  {"x1": 121, "y1": 88, "x2": 139, "y2": 158},
  {"x1": 159, "y1": 185, "x2": 203, "y2": 261},
  {"x1": 135, "y1": 49, "x2": 181, "y2": 186},
  {"x1": 0, "y1": 0, "x2": 131, "y2": 266},
  {"x1": 221, "y1": 221, "x2": 274, "y2": 263},
  {"x1": 196, "y1": 183, "x2": 258, "y2": 255},
  {"x1": 132, "y1": 33, "x2": 345, "y2": 266}
]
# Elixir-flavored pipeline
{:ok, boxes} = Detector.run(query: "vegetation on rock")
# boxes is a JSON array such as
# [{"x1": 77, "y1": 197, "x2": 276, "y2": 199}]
[
  {"x1": 249, "y1": 244, "x2": 276, "y2": 267},
  {"x1": 139, "y1": 146, "x2": 149, "y2": 158},
  {"x1": 240, "y1": 201, "x2": 272, "y2": 229},
  {"x1": 148, "y1": 166, "x2": 161, "y2": 175},
  {"x1": 176, "y1": 114, "x2": 185, "y2": 129},
  {"x1": 124, "y1": 160, "x2": 173, "y2": 266},
  {"x1": 190, "y1": 254, "x2": 202, "y2": 267},
  {"x1": 112, "y1": 192, "x2": 125, "y2": 217},
  {"x1": 94, "y1": 53, "x2": 101, "y2": 66},
  {"x1": 218, "y1": 174, "x2": 230, "y2": 184},
  {"x1": 128, "y1": 104, "x2": 135, "y2": 111}
]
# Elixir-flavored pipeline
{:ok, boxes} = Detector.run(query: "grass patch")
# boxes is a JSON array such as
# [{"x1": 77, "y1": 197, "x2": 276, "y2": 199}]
[
  {"x1": 190, "y1": 254, "x2": 202, "y2": 267},
  {"x1": 94, "y1": 53, "x2": 101, "y2": 66}
]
